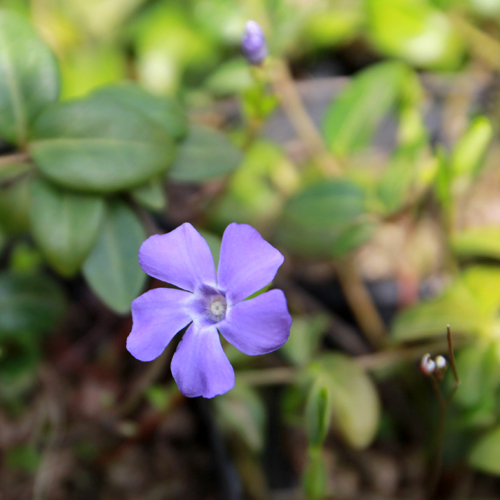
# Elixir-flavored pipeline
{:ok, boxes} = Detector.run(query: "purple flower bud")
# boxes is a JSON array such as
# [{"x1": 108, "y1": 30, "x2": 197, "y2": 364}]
[{"x1": 241, "y1": 20, "x2": 267, "y2": 66}]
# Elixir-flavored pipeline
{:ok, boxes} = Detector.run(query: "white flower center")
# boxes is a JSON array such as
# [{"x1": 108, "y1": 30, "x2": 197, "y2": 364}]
[{"x1": 207, "y1": 295, "x2": 227, "y2": 322}]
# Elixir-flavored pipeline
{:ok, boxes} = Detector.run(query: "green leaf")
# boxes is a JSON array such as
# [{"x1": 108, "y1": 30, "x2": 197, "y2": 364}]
[
  {"x1": 0, "y1": 10, "x2": 60, "y2": 146},
  {"x1": 451, "y1": 117, "x2": 492, "y2": 179},
  {"x1": 30, "y1": 178, "x2": 105, "y2": 277},
  {"x1": 82, "y1": 200, "x2": 147, "y2": 313},
  {"x1": 391, "y1": 266, "x2": 500, "y2": 341},
  {"x1": 309, "y1": 353, "x2": 381, "y2": 449},
  {"x1": 452, "y1": 227, "x2": 500, "y2": 261},
  {"x1": 0, "y1": 329, "x2": 40, "y2": 380},
  {"x1": 29, "y1": 95, "x2": 175, "y2": 193},
  {"x1": 205, "y1": 58, "x2": 253, "y2": 97},
  {"x1": 0, "y1": 176, "x2": 31, "y2": 234},
  {"x1": 305, "y1": 382, "x2": 331, "y2": 448},
  {"x1": 281, "y1": 314, "x2": 328, "y2": 367},
  {"x1": 5, "y1": 445, "x2": 40, "y2": 472},
  {"x1": 169, "y1": 125, "x2": 242, "y2": 182},
  {"x1": 215, "y1": 382, "x2": 266, "y2": 452},
  {"x1": 377, "y1": 106, "x2": 429, "y2": 214},
  {"x1": 61, "y1": 44, "x2": 126, "y2": 101},
  {"x1": 277, "y1": 179, "x2": 376, "y2": 258},
  {"x1": 453, "y1": 340, "x2": 500, "y2": 410},
  {"x1": 367, "y1": 0, "x2": 464, "y2": 69},
  {"x1": 0, "y1": 159, "x2": 33, "y2": 184},
  {"x1": 90, "y1": 82, "x2": 187, "y2": 140},
  {"x1": 469, "y1": 425, "x2": 500, "y2": 475},
  {"x1": 322, "y1": 61, "x2": 407, "y2": 158},
  {"x1": 302, "y1": 448, "x2": 327, "y2": 500},
  {"x1": 130, "y1": 177, "x2": 167, "y2": 213},
  {"x1": 198, "y1": 230, "x2": 222, "y2": 271},
  {"x1": 0, "y1": 271, "x2": 67, "y2": 335}
]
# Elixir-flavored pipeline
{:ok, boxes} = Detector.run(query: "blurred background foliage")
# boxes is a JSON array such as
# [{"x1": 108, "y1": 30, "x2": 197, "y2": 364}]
[{"x1": 3, "y1": 0, "x2": 500, "y2": 498}]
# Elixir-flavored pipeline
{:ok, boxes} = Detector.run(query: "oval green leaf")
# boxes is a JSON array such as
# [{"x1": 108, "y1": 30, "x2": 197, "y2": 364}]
[
  {"x1": 169, "y1": 125, "x2": 242, "y2": 182},
  {"x1": 29, "y1": 95, "x2": 175, "y2": 193},
  {"x1": 322, "y1": 61, "x2": 407, "y2": 158},
  {"x1": 30, "y1": 178, "x2": 105, "y2": 277},
  {"x1": 82, "y1": 200, "x2": 147, "y2": 313},
  {"x1": 469, "y1": 425, "x2": 500, "y2": 475},
  {"x1": 277, "y1": 179, "x2": 375, "y2": 258},
  {"x1": 0, "y1": 10, "x2": 60, "y2": 146},
  {"x1": 0, "y1": 271, "x2": 67, "y2": 335},
  {"x1": 309, "y1": 353, "x2": 381, "y2": 449},
  {"x1": 90, "y1": 83, "x2": 187, "y2": 140}
]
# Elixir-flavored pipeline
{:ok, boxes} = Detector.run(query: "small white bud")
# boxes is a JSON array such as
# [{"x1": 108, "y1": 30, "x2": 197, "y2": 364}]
[
  {"x1": 435, "y1": 355, "x2": 447, "y2": 370},
  {"x1": 421, "y1": 353, "x2": 436, "y2": 375}
]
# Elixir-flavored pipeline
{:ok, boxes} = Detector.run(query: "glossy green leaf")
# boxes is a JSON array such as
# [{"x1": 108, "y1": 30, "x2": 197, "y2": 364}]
[
  {"x1": 322, "y1": 61, "x2": 407, "y2": 157},
  {"x1": 310, "y1": 353, "x2": 381, "y2": 449},
  {"x1": 277, "y1": 179, "x2": 376, "y2": 258},
  {"x1": 130, "y1": 177, "x2": 167, "y2": 213},
  {"x1": 91, "y1": 82, "x2": 187, "y2": 140},
  {"x1": 29, "y1": 95, "x2": 175, "y2": 193},
  {"x1": 0, "y1": 271, "x2": 67, "y2": 334},
  {"x1": 169, "y1": 125, "x2": 242, "y2": 182},
  {"x1": 469, "y1": 425, "x2": 500, "y2": 475},
  {"x1": 0, "y1": 10, "x2": 60, "y2": 146},
  {"x1": 30, "y1": 178, "x2": 105, "y2": 277},
  {"x1": 82, "y1": 200, "x2": 146, "y2": 313}
]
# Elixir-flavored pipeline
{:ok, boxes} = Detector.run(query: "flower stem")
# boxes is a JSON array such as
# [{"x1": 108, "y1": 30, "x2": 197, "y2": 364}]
[
  {"x1": 268, "y1": 58, "x2": 342, "y2": 177},
  {"x1": 428, "y1": 326, "x2": 460, "y2": 497},
  {"x1": 237, "y1": 336, "x2": 464, "y2": 387},
  {"x1": 448, "y1": 12, "x2": 500, "y2": 72},
  {"x1": 267, "y1": 59, "x2": 387, "y2": 348},
  {"x1": 333, "y1": 257, "x2": 387, "y2": 349}
]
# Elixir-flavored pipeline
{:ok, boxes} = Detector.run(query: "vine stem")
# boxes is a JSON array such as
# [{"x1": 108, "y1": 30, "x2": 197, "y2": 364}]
[
  {"x1": 448, "y1": 12, "x2": 500, "y2": 71},
  {"x1": 0, "y1": 151, "x2": 30, "y2": 168},
  {"x1": 267, "y1": 58, "x2": 387, "y2": 347},
  {"x1": 268, "y1": 58, "x2": 341, "y2": 177},
  {"x1": 429, "y1": 326, "x2": 461, "y2": 497},
  {"x1": 333, "y1": 257, "x2": 387, "y2": 349},
  {"x1": 237, "y1": 336, "x2": 463, "y2": 386}
]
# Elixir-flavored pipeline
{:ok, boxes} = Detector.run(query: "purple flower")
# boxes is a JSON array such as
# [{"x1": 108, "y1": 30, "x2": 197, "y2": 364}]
[
  {"x1": 241, "y1": 20, "x2": 268, "y2": 65},
  {"x1": 127, "y1": 222, "x2": 292, "y2": 398}
]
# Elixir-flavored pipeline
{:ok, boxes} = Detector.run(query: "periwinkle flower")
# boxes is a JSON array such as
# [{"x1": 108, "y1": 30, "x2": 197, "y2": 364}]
[
  {"x1": 241, "y1": 20, "x2": 268, "y2": 65},
  {"x1": 127, "y1": 222, "x2": 292, "y2": 398}
]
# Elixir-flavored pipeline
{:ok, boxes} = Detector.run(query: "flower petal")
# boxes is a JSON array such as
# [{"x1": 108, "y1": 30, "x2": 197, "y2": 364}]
[
  {"x1": 127, "y1": 288, "x2": 192, "y2": 362},
  {"x1": 217, "y1": 223, "x2": 284, "y2": 304},
  {"x1": 139, "y1": 223, "x2": 216, "y2": 292},
  {"x1": 218, "y1": 289, "x2": 292, "y2": 355},
  {"x1": 171, "y1": 324, "x2": 235, "y2": 398}
]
